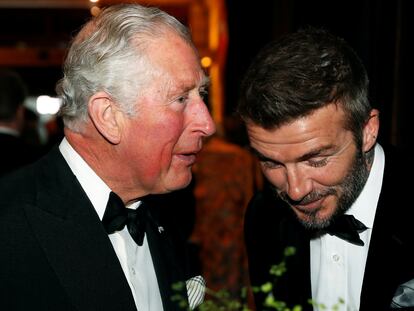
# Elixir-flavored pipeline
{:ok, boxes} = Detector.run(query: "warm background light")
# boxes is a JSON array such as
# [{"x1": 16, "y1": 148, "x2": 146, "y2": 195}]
[
  {"x1": 90, "y1": 6, "x2": 101, "y2": 16},
  {"x1": 201, "y1": 56, "x2": 212, "y2": 68}
]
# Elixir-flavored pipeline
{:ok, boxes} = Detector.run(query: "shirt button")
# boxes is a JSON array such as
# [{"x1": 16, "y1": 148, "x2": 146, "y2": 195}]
[
  {"x1": 332, "y1": 254, "x2": 340, "y2": 262},
  {"x1": 131, "y1": 267, "x2": 136, "y2": 275}
]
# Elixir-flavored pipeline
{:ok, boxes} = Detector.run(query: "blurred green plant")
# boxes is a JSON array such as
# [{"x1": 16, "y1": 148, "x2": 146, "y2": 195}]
[{"x1": 172, "y1": 246, "x2": 343, "y2": 311}]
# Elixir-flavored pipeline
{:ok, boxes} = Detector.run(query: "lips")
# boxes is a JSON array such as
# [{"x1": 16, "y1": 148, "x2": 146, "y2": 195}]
[
  {"x1": 293, "y1": 197, "x2": 324, "y2": 213},
  {"x1": 174, "y1": 141, "x2": 203, "y2": 165},
  {"x1": 175, "y1": 150, "x2": 200, "y2": 165}
]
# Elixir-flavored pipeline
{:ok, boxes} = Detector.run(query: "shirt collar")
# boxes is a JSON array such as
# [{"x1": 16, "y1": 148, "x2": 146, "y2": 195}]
[{"x1": 346, "y1": 143, "x2": 385, "y2": 228}]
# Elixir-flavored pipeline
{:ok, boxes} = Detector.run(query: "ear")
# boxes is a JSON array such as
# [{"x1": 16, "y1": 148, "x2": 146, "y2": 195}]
[
  {"x1": 362, "y1": 109, "x2": 380, "y2": 152},
  {"x1": 88, "y1": 92, "x2": 123, "y2": 144}
]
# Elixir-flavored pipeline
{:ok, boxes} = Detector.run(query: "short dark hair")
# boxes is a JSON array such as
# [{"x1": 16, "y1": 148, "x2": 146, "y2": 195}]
[
  {"x1": 0, "y1": 69, "x2": 27, "y2": 121},
  {"x1": 237, "y1": 27, "x2": 371, "y2": 142}
]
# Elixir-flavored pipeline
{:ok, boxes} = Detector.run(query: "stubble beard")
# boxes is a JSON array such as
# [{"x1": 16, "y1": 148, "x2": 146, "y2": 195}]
[{"x1": 272, "y1": 148, "x2": 371, "y2": 230}]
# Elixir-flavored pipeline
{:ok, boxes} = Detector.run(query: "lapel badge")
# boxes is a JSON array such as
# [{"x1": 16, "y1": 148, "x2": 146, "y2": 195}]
[{"x1": 158, "y1": 226, "x2": 164, "y2": 234}]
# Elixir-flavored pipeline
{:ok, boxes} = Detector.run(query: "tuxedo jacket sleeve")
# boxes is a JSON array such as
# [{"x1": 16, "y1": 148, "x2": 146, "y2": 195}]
[
  {"x1": 244, "y1": 145, "x2": 414, "y2": 311},
  {"x1": 0, "y1": 146, "x2": 191, "y2": 311}
]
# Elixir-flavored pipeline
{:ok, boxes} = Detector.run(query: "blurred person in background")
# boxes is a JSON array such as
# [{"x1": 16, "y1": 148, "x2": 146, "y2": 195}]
[{"x1": 0, "y1": 68, "x2": 42, "y2": 177}]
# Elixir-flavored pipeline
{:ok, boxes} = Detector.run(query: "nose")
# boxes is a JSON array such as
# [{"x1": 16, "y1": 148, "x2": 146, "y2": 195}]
[
  {"x1": 192, "y1": 100, "x2": 216, "y2": 137},
  {"x1": 285, "y1": 165, "x2": 312, "y2": 202}
]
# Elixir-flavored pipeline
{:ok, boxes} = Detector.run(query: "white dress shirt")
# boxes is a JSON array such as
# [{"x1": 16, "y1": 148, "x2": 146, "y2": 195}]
[
  {"x1": 310, "y1": 144, "x2": 385, "y2": 311},
  {"x1": 59, "y1": 138, "x2": 163, "y2": 311}
]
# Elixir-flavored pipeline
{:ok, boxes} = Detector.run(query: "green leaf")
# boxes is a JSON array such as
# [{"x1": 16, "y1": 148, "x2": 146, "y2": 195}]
[
  {"x1": 284, "y1": 246, "x2": 296, "y2": 257},
  {"x1": 260, "y1": 282, "x2": 273, "y2": 293}
]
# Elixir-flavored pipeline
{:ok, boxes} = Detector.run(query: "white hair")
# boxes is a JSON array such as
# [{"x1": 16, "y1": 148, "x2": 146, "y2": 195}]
[{"x1": 56, "y1": 3, "x2": 194, "y2": 132}]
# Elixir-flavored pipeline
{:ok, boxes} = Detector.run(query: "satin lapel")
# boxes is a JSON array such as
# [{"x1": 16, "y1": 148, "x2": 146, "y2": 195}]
[
  {"x1": 360, "y1": 153, "x2": 395, "y2": 311},
  {"x1": 146, "y1": 207, "x2": 186, "y2": 311},
  {"x1": 360, "y1": 190, "x2": 404, "y2": 310},
  {"x1": 24, "y1": 148, "x2": 136, "y2": 311}
]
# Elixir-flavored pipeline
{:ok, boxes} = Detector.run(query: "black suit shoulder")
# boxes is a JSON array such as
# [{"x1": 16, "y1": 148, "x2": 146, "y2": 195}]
[
  {"x1": 0, "y1": 161, "x2": 41, "y2": 231},
  {"x1": 376, "y1": 144, "x2": 414, "y2": 241},
  {"x1": 0, "y1": 146, "x2": 70, "y2": 238},
  {"x1": 0, "y1": 148, "x2": 77, "y2": 310}
]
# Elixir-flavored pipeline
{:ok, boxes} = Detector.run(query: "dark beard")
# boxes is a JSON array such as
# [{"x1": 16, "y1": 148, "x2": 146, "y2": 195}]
[
  {"x1": 334, "y1": 149, "x2": 369, "y2": 220},
  {"x1": 272, "y1": 148, "x2": 370, "y2": 229}
]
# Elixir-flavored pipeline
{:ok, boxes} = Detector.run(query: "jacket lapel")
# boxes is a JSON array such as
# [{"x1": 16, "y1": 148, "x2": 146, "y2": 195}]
[
  {"x1": 145, "y1": 197, "x2": 188, "y2": 311},
  {"x1": 24, "y1": 148, "x2": 136, "y2": 311},
  {"x1": 144, "y1": 195, "x2": 187, "y2": 311}
]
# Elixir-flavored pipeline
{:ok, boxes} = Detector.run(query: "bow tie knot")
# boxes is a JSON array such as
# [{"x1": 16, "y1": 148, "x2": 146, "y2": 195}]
[
  {"x1": 102, "y1": 191, "x2": 148, "y2": 246},
  {"x1": 320, "y1": 214, "x2": 368, "y2": 246}
]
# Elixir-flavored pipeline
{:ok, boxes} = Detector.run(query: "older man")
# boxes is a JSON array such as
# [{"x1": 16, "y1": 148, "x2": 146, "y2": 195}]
[{"x1": 0, "y1": 4, "x2": 214, "y2": 311}]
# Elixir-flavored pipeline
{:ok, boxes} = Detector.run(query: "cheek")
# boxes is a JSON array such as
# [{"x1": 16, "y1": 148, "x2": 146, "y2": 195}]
[
  {"x1": 146, "y1": 119, "x2": 185, "y2": 166},
  {"x1": 314, "y1": 157, "x2": 355, "y2": 187},
  {"x1": 144, "y1": 127, "x2": 182, "y2": 164}
]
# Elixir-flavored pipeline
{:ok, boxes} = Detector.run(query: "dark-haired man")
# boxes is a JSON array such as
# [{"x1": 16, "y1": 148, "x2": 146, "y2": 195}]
[{"x1": 239, "y1": 27, "x2": 414, "y2": 311}]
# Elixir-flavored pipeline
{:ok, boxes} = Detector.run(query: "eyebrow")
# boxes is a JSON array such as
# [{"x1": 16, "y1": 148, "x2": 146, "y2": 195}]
[
  {"x1": 250, "y1": 145, "x2": 334, "y2": 163},
  {"x1": 169, "y1": 75, "x2": 210, "y2": 96},
  {"x1": 297, "y1": 145, "x2": 334, "y2": 162},
  {"x1": 250, "y1": 147, "x2": 279, "y2": 163}
]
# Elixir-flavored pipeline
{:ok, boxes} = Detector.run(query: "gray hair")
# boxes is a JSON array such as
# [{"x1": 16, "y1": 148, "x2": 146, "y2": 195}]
[{"x1": 56, "y1": 3, "x2": 194, "y2": 132}]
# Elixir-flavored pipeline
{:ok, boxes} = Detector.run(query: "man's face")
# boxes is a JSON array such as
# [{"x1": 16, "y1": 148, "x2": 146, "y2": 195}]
[
  {"x1": 247, "y1": 104, "x2": 373, "y2": 229},
  {"x1": 119, "y1": 32, "x2": 215, "y2": 196}
]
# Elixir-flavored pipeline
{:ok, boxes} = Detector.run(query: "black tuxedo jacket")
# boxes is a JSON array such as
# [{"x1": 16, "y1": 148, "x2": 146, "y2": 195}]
[
  {"x1": 0, "y1": 146, "x2": 191, "y2": 311},
  {"x1": 244, "y1": 145, "x2": 414, "y2": 311}
]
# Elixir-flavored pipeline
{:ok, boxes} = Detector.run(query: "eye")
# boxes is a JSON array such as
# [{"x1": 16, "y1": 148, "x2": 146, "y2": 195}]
[
  {"x1": 261, "y1": 160, "x2": 282, "y2": 170},
  {"x1": 177, "y1": 94, "x2": 189, "y2": 104},
  {"x1": 308, "y1": 157, "x2": 328, "y2": 168}
]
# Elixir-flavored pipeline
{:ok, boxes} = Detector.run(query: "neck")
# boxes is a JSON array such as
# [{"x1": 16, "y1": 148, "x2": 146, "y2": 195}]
[
  {"x1": 65, "y1": 127, "x2": 148, "y2": 205},
  {"x1": 365, "y1": 145, "x2": 375, "y2": 171}
]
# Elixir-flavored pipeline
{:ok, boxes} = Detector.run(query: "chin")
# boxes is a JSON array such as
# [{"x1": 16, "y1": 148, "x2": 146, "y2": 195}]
[
  {"x1": 294, "y1": 205, "x2": 336, "y2": 229},
  {"x1": 169, "y1": 174, "x2": 193, "y2": 191}
]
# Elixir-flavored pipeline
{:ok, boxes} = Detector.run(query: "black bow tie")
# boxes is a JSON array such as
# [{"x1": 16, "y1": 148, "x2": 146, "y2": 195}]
[
  {"x1": 102, "y1": 191, "x2": 148, "y2": 246},
  {"x1": 320, "y1": 214, "x2": 368, "y2": 246}
]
